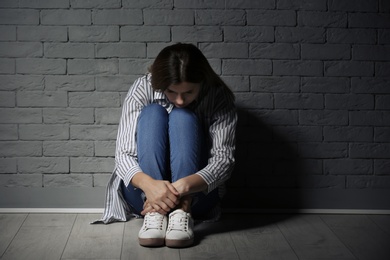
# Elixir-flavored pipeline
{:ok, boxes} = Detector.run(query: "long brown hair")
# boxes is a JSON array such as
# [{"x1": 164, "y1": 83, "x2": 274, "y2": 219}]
[{"x1": 150, "y1": 43, "x2": 234, "y2": 101}]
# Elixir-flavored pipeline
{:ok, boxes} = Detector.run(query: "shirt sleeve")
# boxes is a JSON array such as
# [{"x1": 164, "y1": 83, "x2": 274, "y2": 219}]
[
  {"x1": 114, "y1": 77, "x2": 146, "y2": 187},
  {"x1": 196, "y1": 90, "x2": 238, "y2": 193}
]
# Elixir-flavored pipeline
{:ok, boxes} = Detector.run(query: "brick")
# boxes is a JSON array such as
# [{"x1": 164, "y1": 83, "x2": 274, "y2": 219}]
[
  {"x1": 235, "y1": 93, "x2": 273, "y2": 109},
  {"x1": 224, "y1": 26, "x2": 273, "y2": 43},
  {"x1": 251, "y1": 76, "x2": 300, "y2": 93},
  {"x1": 247, "y1": 10, "x2": 296, "y2": 26},
  {"x1": 350, "y1": 111, "x2": 390, "y2": 126},
  {"x1": 380, "y1": 0, "x2": 390, "y2": 12},
  {"x1": 96, "y1": 43, "x2": 146, "y2": 58},
  {"x1": 0, "y1": 59, "x2": 14, "y2": 74},
  {"x1": 351, "y1": 77, "x2": 390, "y2": 93},
  {"x1": 0, "y1": 108, "x2": 42, "y2": 123},
  {"x1": 376, "y1": 95, "x2": 390, "y2": 110},
  {"x1": 69, "y1": 92, "x2": 120, "y2": 108},
  {"x1": 16, "y1": 58, "x2": 66, "y2": 75},
  {"x1": 0, "y1": 9, "x2": 39, "y2": 25},
  {"x1": 45, "y1": 43, "x2": 94, "y2": 58},
  {"x1": 347, "y1": 176, "x2": 390, "y2": 188},
  {"x1": 353, "y1": 45, "x2": 390, "y2": 61},
  {"x1": 45, "y1": 75, "x2": 94, "y2": 91},
  {"x1": 147, "y1": 43, "x2": 173, "y2": 58},
  {"x1": 324, "y1": 126, "x2": 373, "y2": 142},
  {"x1": 325, "y1": 159, "x2": 373, "y2": 175},
  {"x1": 69, "y1": 26, "x2": 119, "y2": 42},
  {"x1": 302, "y1": 77, "x2": 349, "y2": 93},
  {"x1": 0, "y1": 75, "x2": 44, "y2": 91},
  {"x1": 298, "y1": 11, "x2": 347, "y2": 27},
  {"x1": 375, "y1": 127, "x2": 390, "y2": 142},
  {"x1": 379, "y1": 30, "x2": 390, "y2": 44},
  {"x1": 277, "y1": 0, "x2": 326, "y2": 10},
  {"x1": 0, "y1": 174, "x2": 42, "y2": 188},
  {"x1": 19, "y1": 124, "x2": 69, "y2": 140},
  {"x1": 0, "y1": 124, "x2": 17, "y2": 140},
  {"x1": 0, "y1": 141, "x2": 42, "y2": 156},
  {"x1": 375, "y1": 160, "x2": 390, "y2": 175},
  {"x1": 18, "y1": 26, "x2": 68, "y2": 42},
  {"x1": 41, "y1": 10, "x2": 91, "y2": 25},
  {"x1": 0, "y1": 42, "x2": 42, "y2": 58},
  {"x1": 93, "y1": 174, "x2": 111, "y2": 187},
  {"x1": 299, "y1": 143, "x2": 348, "y2": 158},
  {"x1": 70, "y1": 0, "x2": 120, "y2": 8},
  {"x1": 0, "y1": 158, "x2": 16, "y2": 173},
  {"x1": 302, "y1": 44, "x2": 350, "y2": 60},
  {"x1": 172, "y1": 26, "x2": 223, "y2": 42},
  {"x1": 327, "y1": 29, "x2": 376, "y2": 44},
  {"x1": 70, "y1": 157, "x2": 114, "y2": 173},
  {"x1": 0, "y1": 0, "x2": 18, "y2": 7},
  {"x1": 20, "y1": 0, "x2": 69, "y2": 8},
  {"x1": 70, "y1": 125, "x2": 118, "y2": 140},
  {"x1": 95, "y1": 108, "x2": 121, "y2": 124},
  {"x1": 196, "y1": 10, "x2": 245, "y2": 25},
  {"x1": 144, "y1": 10, "x2": 193, "y2": 25},
  {"x1": 223, "y1": 59, "x2": 272, "y2": 76},
  {"x1": 119, "y1": 59, "x2": 153, "y2": 75},
  {"x1": 18, "y1": 157, "x2": 69, "y2": 174},
  {"x1": 349, "y1": 13, "x2": 390, "y2": 28},
  {"x1": 329, "y1": 0, "x2": 378, "y2": 12},
  {"x1": 221, "y1": 76, "x2": 250, "y2": 92},
  {"x1": 175, "y1": 0, "x2": 224, "y2": 8},
  {"x1": 17, "y1": 91, "x2": 67, "y2": 107},
  {"x1": 325, "y1": 94, "x2": 374, "y2": 110},
  {"x1": 121, "y1": 26, "x2": 170, "y2": 42},
  {"x1": 273, "y1": 126, "x2": 322, "y2": 142},
  {"x1": 199, "y1": 43, "x2": 248, "y2": 58},
  {"x1": 274, "y1": 60, "x2": 323, "y2": 76},
  {"x1": 93, "y1": 9, "x2": 142, "y2": 25},
  {"x1": 275, "y1": 27, "x2": 325, "y2": 43},
  {"x1": 44, "y1": 174, "x2": 92, "y2": 188},
  {"x1": 226, "y1": 0, "x2": 275, "y2": 9},
  {"x1": 250, "y1": 43, "x2": 299, "y2": 59},
  {"x1": 68, "y1": 59, "x2": 118, "y2": 75},
  {"x1": 44, "y1": 141, "x2": 94, "y2": 157},
  {"x1": 299, "y1": 110, "x2": 348, "y2": 126},
  {"x1": 324, "y1": 61, "x2": 374, "y2": 77},
  {"x1": 376, "y1": 62, "x2": 390, "y2": 77},
  {"x1": 208, "y1": 59, "x2": 222, "y2": 75},
  {"x1": 350, "y1": 143, "x2": 390, "y2": 159},
  {"x1": 123, "y1": 0, "x2": 173, "y2": 8},
  {"x1": 299, "y1": 175, "x2": 345, "y2": 189},
  {"x1": 43, "y1": 108, "x2": 94, "y2": 124},
  {"x1": 96, "y1": 75, "x2": 139, "y2": 92},
  {"x1": 0, "y1": 26, "x2": 16, "y2": 41},
  {"x1": 95, "y1": 141, "x2": 116, "y2": 156},
  {"x1": 275, "y1": 93, "x2": 323, "y2": 109},
  {"x1": 245, "y1": 109, "x2": 298, "y2": 126}
]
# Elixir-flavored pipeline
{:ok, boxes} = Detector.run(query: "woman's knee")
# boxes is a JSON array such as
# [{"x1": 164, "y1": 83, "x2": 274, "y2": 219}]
[{"x1": 169, "y1": 108, "x2": 198, "y2": 126}]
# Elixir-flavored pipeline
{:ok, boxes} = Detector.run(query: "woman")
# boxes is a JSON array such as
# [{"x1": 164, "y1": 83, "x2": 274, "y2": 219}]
[{"x1": 95, "y1": 43, "x2": 237, "y2": 248}]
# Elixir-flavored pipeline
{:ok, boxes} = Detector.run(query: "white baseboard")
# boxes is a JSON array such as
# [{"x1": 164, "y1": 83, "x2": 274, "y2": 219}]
[{"x1": 0, "y1": 208, "x2": 389, "y2": 214}]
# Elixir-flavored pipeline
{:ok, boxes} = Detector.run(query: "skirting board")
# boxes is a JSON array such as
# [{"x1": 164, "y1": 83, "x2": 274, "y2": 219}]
[{"x1": 1, "y1": 187, "x2": 390, "y2": 214}]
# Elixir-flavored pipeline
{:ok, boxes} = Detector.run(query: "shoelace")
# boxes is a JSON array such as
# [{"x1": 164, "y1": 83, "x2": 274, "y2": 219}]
[
  {"x1": 168, "y1": 213, "x2": 188, "y2": 232},
  {"x1": 143, "y1": 212, "x2": 164, "y2": 230}
]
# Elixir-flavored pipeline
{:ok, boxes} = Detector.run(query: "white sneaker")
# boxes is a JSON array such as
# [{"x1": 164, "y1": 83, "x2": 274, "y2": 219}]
[
  {"x1": 165, "y1": 209, "x2": 194, "y2": 248},
  {"x1": 138, "y1": 212, "x2": 167, "y2": 247}
]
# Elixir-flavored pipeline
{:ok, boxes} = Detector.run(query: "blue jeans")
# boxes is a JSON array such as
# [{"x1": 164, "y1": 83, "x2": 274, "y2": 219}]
[{"x1": 121, "y1": 103, "x2": 219, "y2": 219}]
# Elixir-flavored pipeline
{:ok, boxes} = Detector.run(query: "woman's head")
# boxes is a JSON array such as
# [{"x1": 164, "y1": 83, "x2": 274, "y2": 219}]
[{"x1": 150, "y1": 43, "x2": 234, "y2": 107}]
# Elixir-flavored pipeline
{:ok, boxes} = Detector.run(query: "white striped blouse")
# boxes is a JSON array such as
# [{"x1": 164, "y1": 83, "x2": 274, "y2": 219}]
[{"x1": 94, "y1": 74, "x2": 237, "y2": 224}]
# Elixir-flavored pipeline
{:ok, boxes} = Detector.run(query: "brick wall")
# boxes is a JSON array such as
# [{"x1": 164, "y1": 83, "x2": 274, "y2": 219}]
[{"x1": 0, "y1": 0, "x2": 389, "y2": 210}]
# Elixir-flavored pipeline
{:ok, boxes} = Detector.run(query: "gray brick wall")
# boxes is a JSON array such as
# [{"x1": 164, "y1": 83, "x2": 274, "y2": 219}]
[{"x1": 0, "y1": 0, "x2": 389, "y2": 210}]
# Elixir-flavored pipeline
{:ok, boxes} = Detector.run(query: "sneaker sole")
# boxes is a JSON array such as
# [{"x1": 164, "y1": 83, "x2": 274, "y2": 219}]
[
  {"x1": 139, "y1": 237, "x2": 165, "y2": 247},
  {"x1": 165, "y1": 237, "x2": 194, "y2": 248}
]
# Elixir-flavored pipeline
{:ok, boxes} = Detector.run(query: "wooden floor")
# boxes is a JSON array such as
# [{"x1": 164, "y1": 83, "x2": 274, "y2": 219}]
[{"x1": 0, "y1": 213, "x2": 389, "y2": 260}]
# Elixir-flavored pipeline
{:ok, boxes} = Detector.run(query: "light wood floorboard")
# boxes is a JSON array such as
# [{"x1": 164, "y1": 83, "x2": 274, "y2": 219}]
[{"x1": 0, "y1": 213, "x2": 389, "y2": 260}]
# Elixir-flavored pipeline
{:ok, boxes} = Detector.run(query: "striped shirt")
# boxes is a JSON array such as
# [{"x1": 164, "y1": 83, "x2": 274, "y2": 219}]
[{"x1": 94, "y1": 74, "x2": 237, "y2": 224}]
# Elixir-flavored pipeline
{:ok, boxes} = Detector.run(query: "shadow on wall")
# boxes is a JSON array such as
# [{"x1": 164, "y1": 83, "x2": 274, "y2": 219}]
[{"x1": 222, "y1": 107, "x2": 304, "y2": 212}]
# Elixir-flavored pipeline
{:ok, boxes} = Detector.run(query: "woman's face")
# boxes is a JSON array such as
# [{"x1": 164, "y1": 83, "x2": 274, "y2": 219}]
[{"x1": 164, "y1": 82, "x2": 201, "y2": 108}]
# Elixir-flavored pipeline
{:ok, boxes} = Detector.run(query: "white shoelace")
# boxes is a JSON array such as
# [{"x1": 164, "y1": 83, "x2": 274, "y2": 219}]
[
  {"x1": 168, "y1": 212, "x2": 189, "y2": 232},
  {"x1": 143, "y1": 212, "x2": 164, "y2": 230}
]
